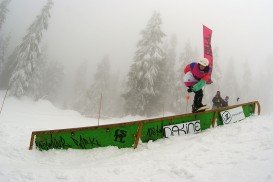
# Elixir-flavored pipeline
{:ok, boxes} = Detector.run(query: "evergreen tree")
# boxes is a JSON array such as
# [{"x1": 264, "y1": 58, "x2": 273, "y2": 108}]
[
  {"x1": 72, "y1": 60, "x2": 89, "y2": 111},
  {"x1": 0, "y1": 46, "x2": 18, "y2": 89},
  {"x1": 0, "y1": 0, "x2": 11, "y2": 89},
  {"x1": 0, "y1": 35, "x2": 10, "y2": 89},
  {"x1": 162, "y1": 35, "x2": 177, "y2": 113},
  {"x1": 81, "y1": 56, "x2": 111, "y2": 117},
  {"x1": 123, "y1": 11, "x2": 166, "y2": 116},
  {"x1": 40, "y1": 59, "x2": 64, "y2": 102},
  {"x1": 21, "y1": 45, "x2": 64, "y2": 101},
  {"x1": 0, "y1": 0, "x2": 11, "y2": 30},
  {"x1": 27, "y1": 47, "x2": 45, "y2": 99},
  {"x1": 108, "y1": 71, "x2": 124, "y2": 117},
  {"x1": 9, "y1": 0, "x2": 53, "y2": 97}
]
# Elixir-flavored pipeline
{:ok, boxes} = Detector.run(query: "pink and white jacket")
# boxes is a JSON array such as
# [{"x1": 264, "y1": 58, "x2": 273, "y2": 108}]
[{"x1": 183, "y1": 62, "x2": 211, "y2": 87}]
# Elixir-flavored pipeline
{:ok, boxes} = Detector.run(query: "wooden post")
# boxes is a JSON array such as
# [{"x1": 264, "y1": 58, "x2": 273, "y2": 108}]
[
  {"x1": 98, "y1": 93, "x2": 103, "y2": 126},
  {"x1": 255, "y1": 101, "x2": 261, "y2": 115},
  {"x1": 0, "y1": 89, "x2": 9, "y2": 116},
  {"x1": 29, "y1": 132, "x2": 35, "y2": 150}
]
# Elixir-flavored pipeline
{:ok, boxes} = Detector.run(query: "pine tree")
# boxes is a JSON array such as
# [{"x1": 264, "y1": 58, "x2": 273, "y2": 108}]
[
  {"x1": 123, "y1": 11, "x2": 166, "y2": 116},
  {"x1": 9, "y1": 0, "x2": 53, "y2": 97},
  {"x1": 0, "y1": 0, "x2": 11, "y2": 89},
  {"x1": 81, "y1": 56, "x2": 111, "y2": 117},
  {"x1": 162, "y1": 35, "x2": 177, "y2": 113},
  {"x1": 0, "y1": 35, "x2": 10, "y2": 89},
  {"x1": 72, "y1": 60, "x2": 89, "y2": 111},
  {"x1": 0, "y1": 46, "x2": 18, "y2": 89},
  {"x1": 40, "y1": 59, "x2": 64, "y2": 102},
  {"x1": 108, "y1": 71, "x2": 124, "y2": 117},
  {"x1": 0, "y1": 0, "x2": 11, "y2": 31},
  {"x1": 26, "y1": 44, "x2": 64, "y2": 101},
  {"x1": 27, "y1": 48, "x2": 45, "y2": 100}
]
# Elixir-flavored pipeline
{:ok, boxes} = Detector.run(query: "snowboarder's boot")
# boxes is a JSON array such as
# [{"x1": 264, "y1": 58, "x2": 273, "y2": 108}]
[{"x1": 192, "y1": 103, "x2": 207, "y2": 113}]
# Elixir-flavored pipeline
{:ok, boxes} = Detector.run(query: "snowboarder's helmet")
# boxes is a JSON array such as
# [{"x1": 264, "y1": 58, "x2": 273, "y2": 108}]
[{"x1": 198, "y1": 58, "x2": 209, "y2": 67}]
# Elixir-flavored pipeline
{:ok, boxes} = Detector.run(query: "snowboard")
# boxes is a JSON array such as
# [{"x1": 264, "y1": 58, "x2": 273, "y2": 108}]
[{"x1": 192, "y1": 106, "x2": 210, "y2": 113}]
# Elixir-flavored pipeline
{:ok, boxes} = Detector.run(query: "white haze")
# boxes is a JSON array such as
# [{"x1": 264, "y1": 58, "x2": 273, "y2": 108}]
[{"x1": 1, "y1": 0, "x2": 273, "y2": 111}]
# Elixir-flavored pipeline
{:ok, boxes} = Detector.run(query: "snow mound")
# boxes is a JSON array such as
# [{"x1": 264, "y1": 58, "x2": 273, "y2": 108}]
[{"x1": 0, "y1": 95, "x2": 273, "y2": 182}]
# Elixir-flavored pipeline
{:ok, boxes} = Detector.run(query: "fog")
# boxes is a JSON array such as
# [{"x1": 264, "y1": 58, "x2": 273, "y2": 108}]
[
  {"x1": 1, "y1": 0, "x2": 273, "y2": 113},
  {"x1": 3, "y1": 0, "x2": 272, "y2": 71}
]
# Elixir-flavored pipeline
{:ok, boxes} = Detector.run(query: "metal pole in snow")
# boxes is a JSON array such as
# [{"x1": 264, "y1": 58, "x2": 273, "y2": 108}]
[
  {"x1": 162, "y1": 103, "x2": 165, "y2": 117},
  {"x1": 0, "y1": 88, "x2": 9, "y2": 116},
  {"x1": 185, "y1": 94, "x2": 190, "y2": 113},
  {"x1": 98, "y1": 93, "x2": 103, "y2": 126},
  {"x1": 186, "y1": 99, "x2": 188, "y2": 113}
]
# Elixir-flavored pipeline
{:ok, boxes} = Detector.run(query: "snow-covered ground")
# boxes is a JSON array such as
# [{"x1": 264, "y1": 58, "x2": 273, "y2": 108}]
[{"x1": 0, "y1": 93, "x2": 273, "y2": 182}]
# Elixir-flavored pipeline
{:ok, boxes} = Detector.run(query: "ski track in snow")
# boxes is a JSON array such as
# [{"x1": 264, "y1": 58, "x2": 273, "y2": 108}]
[{"x1": 0, "y1": 94, "x2": 273, "y2": 182}]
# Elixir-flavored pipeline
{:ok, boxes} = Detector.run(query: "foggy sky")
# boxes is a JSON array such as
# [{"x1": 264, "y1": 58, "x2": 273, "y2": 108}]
[{"x1": 2, "y1": 0, "x2": 273, "y2": 76}]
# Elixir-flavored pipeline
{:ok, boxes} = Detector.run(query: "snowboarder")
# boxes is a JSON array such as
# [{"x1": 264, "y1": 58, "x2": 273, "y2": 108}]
[
  {"x1": 212, "y1": 91, "x2": 224, "y2": 109},
  {"x1": 183, "y1": 58, "x2": 211, "y2": 112}
]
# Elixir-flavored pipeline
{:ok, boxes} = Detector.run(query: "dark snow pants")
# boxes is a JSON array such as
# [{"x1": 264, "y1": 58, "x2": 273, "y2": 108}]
[{"x1": 193, "y1": 89, "x2": 203, "y2": 108}]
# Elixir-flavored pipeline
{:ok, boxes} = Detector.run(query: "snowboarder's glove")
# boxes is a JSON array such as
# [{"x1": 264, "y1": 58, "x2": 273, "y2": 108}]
[
  {"x1": 192, "y1": 79, "x2": 206, "y2": 92},
  {"x1": 187, "y1": 88, "x2": 193, "y2": 93}
]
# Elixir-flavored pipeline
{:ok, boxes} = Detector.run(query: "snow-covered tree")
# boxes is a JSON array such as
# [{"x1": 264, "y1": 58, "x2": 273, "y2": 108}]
[
  {"x1": 0, "y1": 0, "x2": 11, "y2": 89},
  {"x1": 0, "y1": 35, "x2": 9, "y2": 72},
  {"x1": 72, "y1": 60, "x2": 89, "y2": 110},
  {"x1": 18, "y1": 44, "x2": 64, "y2": 101},
  {"x1": 9, "y1": 0, "x2": 53, "y2": 97},
  {"x1": 0, "y1": 46, "x2": 18, "y2": 89},
  {"x1": 80, "y1": 56, "x2": 111, "y2": 116},
  {"x1": 108, "y1": 71, "x2": 124, "y2": 117},
  {"x1": 0, "y1": 0, "x2": 11, "y2": 30},
  {"x1": 123, "y1": 11, "x2": 166, "y2": 116},
  {"x1": 162, "y1": 34, "x2": 177, "y2": 113},
  {"x1": 40, "y1": 59, "x2": 64, "y2": 102},
  {"x1": 26, "y1": 48, "x2": 45, "y2": 100},
  {"x1": 0, "y1": 35, "x2": 10, "y2": 89},
  {"x1": 174, "y1": 42, "x2": 199, "y2": 113}
]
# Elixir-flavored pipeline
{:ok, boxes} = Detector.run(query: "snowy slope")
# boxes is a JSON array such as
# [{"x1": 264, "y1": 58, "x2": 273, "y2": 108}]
[{"x1": 0, "y1": 95, "x2": 273, "y2": 182}]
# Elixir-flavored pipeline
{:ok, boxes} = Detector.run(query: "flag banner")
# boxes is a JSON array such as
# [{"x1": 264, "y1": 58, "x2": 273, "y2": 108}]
[{"x1": 203, "y1": 25, "x2": 213, "y2": 82}]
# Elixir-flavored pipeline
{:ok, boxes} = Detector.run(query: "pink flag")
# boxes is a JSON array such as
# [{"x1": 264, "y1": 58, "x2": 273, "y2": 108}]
[{"x1": 203, "y1": 25, "x2": 213, "y2": 83}]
